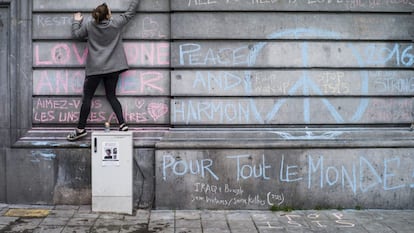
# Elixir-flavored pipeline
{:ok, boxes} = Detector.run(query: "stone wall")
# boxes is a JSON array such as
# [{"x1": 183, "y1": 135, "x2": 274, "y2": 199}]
[{"x1": 0, "y1": 0, "x2": 413, "y2": 209}]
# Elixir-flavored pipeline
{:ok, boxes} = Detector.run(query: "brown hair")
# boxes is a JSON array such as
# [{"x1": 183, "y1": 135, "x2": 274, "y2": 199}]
[{"x1": 92, "y1": 3, "x2": 109, "y2": 23}]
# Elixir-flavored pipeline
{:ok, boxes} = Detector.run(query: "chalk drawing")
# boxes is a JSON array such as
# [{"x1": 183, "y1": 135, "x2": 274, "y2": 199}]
[
  {"x1": 176, "y1": 28, "x2": 413, "y2": 124},
  {"x1": 264, "y1": 212, "x2": 355, "y2": 229},
  {"x1": 148, "y1": 102, "x2": 169, "y2": 121},
  {"x1": 247, "y1": 28, "x2": 369, "y2": 124},
  {"x1": 411, "y1": 170, "x2": 414, "y2": 188},
  {"x1": 30, "y1": 150, "x2": 56, "y2": 163},
  {"x1": 142, "y1": 16, "x2": 167, "y2": 39},
  {"x1": 272, "y1": 130, "x2": 344, "y2": 140}
]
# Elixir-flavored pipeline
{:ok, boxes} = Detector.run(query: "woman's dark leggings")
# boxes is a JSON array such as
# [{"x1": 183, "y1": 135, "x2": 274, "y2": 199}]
[{"x1": 77, "y1": 72, "x2": 125, "y2": 129}]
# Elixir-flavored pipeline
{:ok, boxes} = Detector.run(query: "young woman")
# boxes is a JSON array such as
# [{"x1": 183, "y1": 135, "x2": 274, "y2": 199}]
[{"x1": 67, "y1": 0, "x2": 140, "y2": 141}]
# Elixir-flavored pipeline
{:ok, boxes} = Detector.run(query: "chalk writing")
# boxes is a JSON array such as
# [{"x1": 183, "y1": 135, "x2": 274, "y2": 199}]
[
  {"x1": 33, "y1": 69, "x2": 169, "y2": 95},
  {"x1": 349, "y1": 43, "x2": 414, "y2": 67},
  {"x1": 178, "y1": 42, "x2": 413, "y2": 68},
  {"x1": 33, "y1": 70, "x2": 84, "y2": 95},
  {"x1": 172, "y1": 97, "x2": 413, "y2": 124},
  {"x1": 306, "y1": 0, "x2": 414, "y2": 9},
  {"x1": 157, "y1": 149, "x2": 414, "y2": 209},
  {"x1": 191, "y1": 183, "x2": 269, "y2": 207},
  {"x1": 173, "y1": 99, "x2": 250, "y2": 124},
  {"x1": 33, "y1": 0, "x2": 170, "y2": 12},
  {"x1": 36, "y1": 15, "x2": 72, "y2": 27},
  {"x1": 161, "y1": 152, "x2": 414, "y2": 193},
  {"x1": 363, "y1": 98, "x2": 412, "y2": 122},
  {"x1": 174, "y1": 27, "x2": 414, "y2": 125},
  {"x1": 371, "y1": 71, "x2": 414, "y2": 93},
  {"x1": 33, "y1": 14, "x2": 169, "y2": 40},
  {"x1": 125, "y1": 42, "x2": 169, "y2": 66},
  {"x1": 194, "y1": 183, "x2": 244, "y2": 195},
  {"x1": 34, "y1": 42, "x2": 169, "y2": 67},
  {"x1": 252, "y1": 0, "x2": 297, "y2": 4},
  {"x1": 193, "y1": 194, "x2": 267, "y2": 207},
  {"x1": 180, "y1": 0, "x2": 414, "y2": 10},
  {"x1": 173, "y1": 70, "x2": 414, "y2": 96},
  {"x1": 188, "y1": 0, "x2": 218, "y2": 6},
  {"x1": 318, "y1": 71, "x2": 350, "y2": 94},
  {"x1": 227, "y1": 154, "x2": 271, "y2": 181},
  {"x1": 162, "y1": 155, "x2": 219, "y2": 181},
  {"x1": 189, "y1": 70, "x2": 293, "y2": 95},
  {"x1": 33, "y1": 97, "x2": 169, "y2": 124},
  {"x1": 179, "y1": 43, "x2": 250, "y2": 66}
]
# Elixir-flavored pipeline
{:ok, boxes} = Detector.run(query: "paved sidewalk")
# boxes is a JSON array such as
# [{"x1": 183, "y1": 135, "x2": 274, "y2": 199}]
[{"x1": 0, "y1": 204, "x2": 413, "y2": 233}]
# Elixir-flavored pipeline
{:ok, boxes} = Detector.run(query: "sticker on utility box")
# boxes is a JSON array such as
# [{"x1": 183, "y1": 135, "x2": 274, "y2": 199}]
[{"x1": 102, "y1": 142, "x2": 120, "y2": 166}]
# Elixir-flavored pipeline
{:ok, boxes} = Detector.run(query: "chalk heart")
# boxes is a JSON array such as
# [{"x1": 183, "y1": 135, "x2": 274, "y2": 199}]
[
  {"x1": 148, "y1": 103, "x2": 168, "y2": 121},
  {"x1": 135, "y1": 99, "x2": 145, "y2": 109}
]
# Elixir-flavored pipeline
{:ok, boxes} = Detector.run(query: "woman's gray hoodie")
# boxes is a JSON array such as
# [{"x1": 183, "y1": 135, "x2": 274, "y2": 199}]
[{"x1": 72, "y1": 0, "x2": 140, "y2": 76}]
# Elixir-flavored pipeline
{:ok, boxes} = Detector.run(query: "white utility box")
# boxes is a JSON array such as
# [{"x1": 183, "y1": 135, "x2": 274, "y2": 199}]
[{"x1": 91, "y1": 131, "x2": 133, "y2": 215}]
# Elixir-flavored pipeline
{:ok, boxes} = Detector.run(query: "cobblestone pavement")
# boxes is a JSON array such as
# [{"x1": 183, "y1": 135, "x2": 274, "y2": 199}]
[{"x1": 0, "y1": 204, "x2": 413, "y2": 232}]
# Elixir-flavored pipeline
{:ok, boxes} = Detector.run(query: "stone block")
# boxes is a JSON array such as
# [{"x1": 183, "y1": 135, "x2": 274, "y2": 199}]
[
  {"x1": 6, "y1": 149, "x2": 57, "y2": 204},
  {"x1": 155, "y1": 148, "x2": 414, "y2": 210}
]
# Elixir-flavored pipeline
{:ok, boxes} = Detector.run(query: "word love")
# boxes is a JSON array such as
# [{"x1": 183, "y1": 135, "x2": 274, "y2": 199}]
[{"x1": 34, "y1": 42, "x2": 169, "y2": 66}]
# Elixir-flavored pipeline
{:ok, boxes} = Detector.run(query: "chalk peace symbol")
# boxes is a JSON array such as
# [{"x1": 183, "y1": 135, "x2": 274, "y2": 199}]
[{"x1": 245, "y1": 28, "x2": 369, "y2": 124}]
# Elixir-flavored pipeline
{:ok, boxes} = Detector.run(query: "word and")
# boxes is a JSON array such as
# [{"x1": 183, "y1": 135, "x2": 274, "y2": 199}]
[{"x1": 189, "y1": 70, "x2": 354, "y2": 95}]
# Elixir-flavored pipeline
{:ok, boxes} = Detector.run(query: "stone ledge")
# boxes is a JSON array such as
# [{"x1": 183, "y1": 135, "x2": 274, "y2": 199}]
[
  {"x1": 12, "y1": 127, "x2": 414, "y2": 149},
  {"x1": 156, "y1": 127, "x2": 414, "y2": 149},
  {"x1": 13, "y1": 127, "x2": 169, "y2": 148}
]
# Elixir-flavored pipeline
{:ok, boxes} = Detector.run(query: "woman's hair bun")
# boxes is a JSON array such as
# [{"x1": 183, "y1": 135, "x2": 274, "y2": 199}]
[{"x1": 92, "y1": 3, "x2": 109, "y2": 23}]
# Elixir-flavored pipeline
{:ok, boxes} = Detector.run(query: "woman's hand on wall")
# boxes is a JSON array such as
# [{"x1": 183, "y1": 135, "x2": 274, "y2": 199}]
[{"x1": 73, "y1": 12, "x2": 83, "y2": 21}]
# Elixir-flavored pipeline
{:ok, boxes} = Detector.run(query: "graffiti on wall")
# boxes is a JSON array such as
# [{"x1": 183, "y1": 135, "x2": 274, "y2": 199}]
[
  {"x1": 33, "y1": 69, "x2": 169, "y2": 95},
  {"x1": 34, "y1": 42, "x2": 170, "y2": 67},
  {"x1": 173, "y1": 28, "x2": 414, "y2": 124},
  {"x1": 184, "y1": 0, "x2": 414, "y2": 9},
  {"x1": 158, "y1": 149, "x2": 414, "y2": 209},
  {"x1": 33, "y1": 97, "x2": 169, "y2": 124}
]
